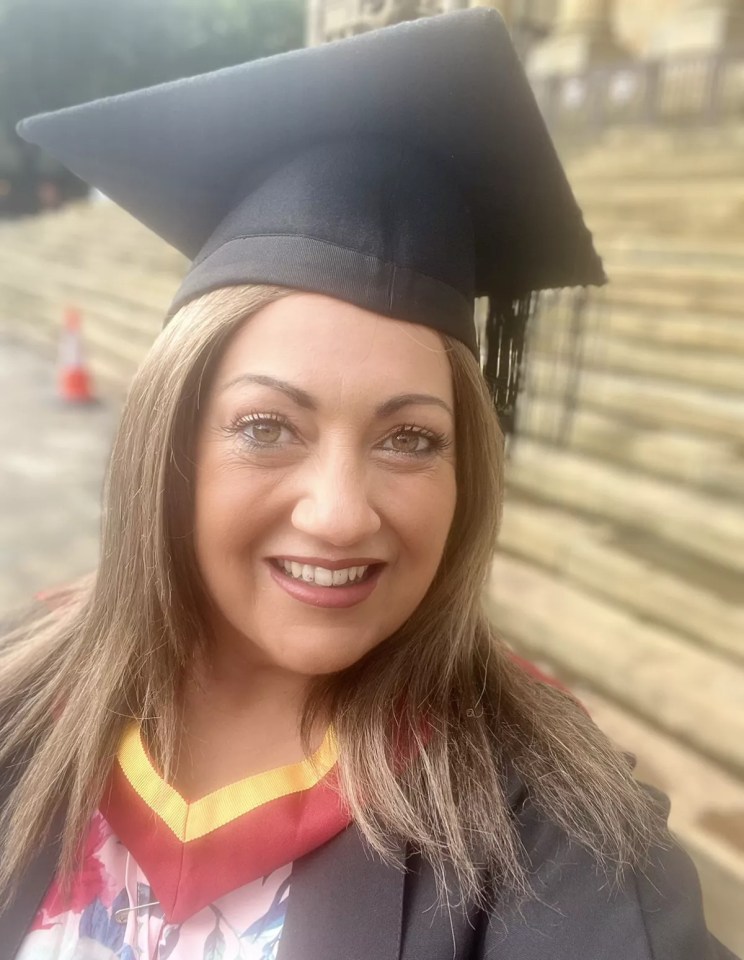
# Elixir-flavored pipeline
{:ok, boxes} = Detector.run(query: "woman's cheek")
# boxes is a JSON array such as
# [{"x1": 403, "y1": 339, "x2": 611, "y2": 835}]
[{"x1": 379, "y1": 462, "x2": 456, "y2": 526}]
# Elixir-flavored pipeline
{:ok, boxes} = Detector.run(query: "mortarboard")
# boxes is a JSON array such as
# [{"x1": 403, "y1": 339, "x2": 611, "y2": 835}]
[{"x1": 16, "y1": 8, "x2": 606, "y2": 434}]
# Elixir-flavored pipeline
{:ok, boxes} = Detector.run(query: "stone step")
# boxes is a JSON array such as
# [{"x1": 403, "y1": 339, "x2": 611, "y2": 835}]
[
  {"x1": 6, "y1": 236, "x2": 184, "y2": 279},
  {"x1": 0, "y1": 202, "x2": 185, "y2": 273},
  {"x1": 485, "y1": 553, "x2": 744, "y2": 775},
  {"x1": 531, "y1": 301, "x2": 744, "y2": 361},
  {"x1": 598, "y1": 237, "x2": 744, "y2": 269},
  {"x1": 499, "y1": 497, "x2": 744, "y2": 661},
  {"x1": 587, "y1": 214, "x2": 744, "y2": 241},
  {"x1": 605, "y1": 258, "x2": 744, "y2": 296},
  {"x1": 574, "y1": 157, "x2": 744, "y2": 181},
  {"x1": 582, "y1": 202, "x2": 744, "y2": 236},
  {"x1": 539, "y1": 276, "x2": 744, "y2": 318},
  {"x1": 572, "y1": 152, "x2": 744, "y2": 179},
  {"x1": 562, "y1": 304, "x2": 744, "y2": 355},
  {"x1": 604, "y1": 280, "x2": 744, "y2": 316},
  {"x1": 505, "y1": 438, "x2": 744, "y2": 573},
  {"x1": 576, "y1": 177, "x2": 744, "y2": 202},
  {"x1": 606, "y1": 260, "x2": 744, "y2": 291},
  {"x1": 582, "y1": 194, "x2": 744, "y2": 224},
  {"x1": 530, "y1": 325, "x2": 744, "y2": 392},
  {"x1": 519, "y1": 401, "x2": 744, "y2": 502},
  {"x1": 521, "y1": 363, "x2": 744, "y2": 443},
  {"x1": 567, "y1": 134, "x2": 744, "y2": 182},
  {"x1": 1, "y1": 247, "x2": 178, "y2": 316}
]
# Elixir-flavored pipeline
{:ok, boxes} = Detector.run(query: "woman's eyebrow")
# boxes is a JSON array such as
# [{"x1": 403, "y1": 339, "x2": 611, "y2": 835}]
[
  {"x1": 220, "y1": 373, "x2": 316, "y2": 409},
  {"x1": 221, "y1": 374, "x2": 453, "y2": 419},
  {"x1": 375, "y1": 393, "x2": 453, "y2": 420}
]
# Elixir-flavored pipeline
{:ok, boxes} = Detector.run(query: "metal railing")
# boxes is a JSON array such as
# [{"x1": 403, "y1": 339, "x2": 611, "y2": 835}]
[{"x1": 532, "y1": 48, "x2": 744, "y2": 131}]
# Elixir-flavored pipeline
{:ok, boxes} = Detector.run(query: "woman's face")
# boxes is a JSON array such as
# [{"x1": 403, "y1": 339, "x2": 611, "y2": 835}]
[{"x1": 193, "y1": 293, "x2": 457, "y2": 678}]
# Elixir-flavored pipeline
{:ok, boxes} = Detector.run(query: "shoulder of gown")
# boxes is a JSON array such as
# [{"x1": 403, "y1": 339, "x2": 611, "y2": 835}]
[{"x1": 481, "y1": 776, "x2": 740, "y2": 960}]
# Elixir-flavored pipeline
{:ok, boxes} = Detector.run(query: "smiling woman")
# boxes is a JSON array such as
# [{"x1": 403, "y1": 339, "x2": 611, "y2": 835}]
[
  {"x1": 0, "y1": 8, "x2": 737, "y2": 960},
  {"x1": 193, "y1": 294, "x2": 457, "y2": 680}
]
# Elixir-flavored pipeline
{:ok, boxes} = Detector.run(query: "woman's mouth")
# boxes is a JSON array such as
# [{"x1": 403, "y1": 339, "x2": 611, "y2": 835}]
[
  {"x1": 266, "y1": 558, "x2": 384, "y2": 608},
  {"x1": 270, "y1": 558, "x2": 376, "y2": 586}
]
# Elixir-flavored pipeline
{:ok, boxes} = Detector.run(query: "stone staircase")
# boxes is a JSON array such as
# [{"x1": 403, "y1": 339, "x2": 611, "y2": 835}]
[
  {"x1": 487, "y1": 126, "x2": 744, "y2": 953},
  {"x1": 0, "y1": 126, "x2": 742, "y2": 952},
  {"x1": 0, "y1": 201, "x2": 186, "y2": 388}
]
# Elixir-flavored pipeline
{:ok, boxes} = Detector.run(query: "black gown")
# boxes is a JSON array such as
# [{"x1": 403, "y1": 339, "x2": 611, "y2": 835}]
[{"x1": 1, "y1": 757, "x2": 739, "y2": 960}]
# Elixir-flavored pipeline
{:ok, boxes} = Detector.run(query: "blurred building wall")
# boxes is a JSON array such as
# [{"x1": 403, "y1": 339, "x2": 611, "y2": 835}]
[{"x1": 307, "y1": 0, "x2": 710, "y2": 55}]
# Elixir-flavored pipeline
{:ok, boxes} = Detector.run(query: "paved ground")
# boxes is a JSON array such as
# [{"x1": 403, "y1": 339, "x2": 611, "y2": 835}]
[{"x1": 0, "y1": 334, "x2": 121, "y2": 616}]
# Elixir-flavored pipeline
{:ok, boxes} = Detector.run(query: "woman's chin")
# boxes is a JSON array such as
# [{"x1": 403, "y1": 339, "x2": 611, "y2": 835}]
[
  {"x1": 279, "y1": 640, "x2": 380, "y2": 677},
  {"x1": 244, "y1": 623, "x2": 387, "y2": 678}
]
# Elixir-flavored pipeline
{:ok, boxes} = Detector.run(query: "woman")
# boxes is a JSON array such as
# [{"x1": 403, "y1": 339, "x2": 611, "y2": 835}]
[{"x1": 1, "y1": 9, "x2": 737, "y2": 959}]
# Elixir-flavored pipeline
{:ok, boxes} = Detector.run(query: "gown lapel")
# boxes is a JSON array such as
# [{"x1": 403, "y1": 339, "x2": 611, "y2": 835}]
[{"x1": 279, "y1": 822, "x2": 406, "y2": 960}]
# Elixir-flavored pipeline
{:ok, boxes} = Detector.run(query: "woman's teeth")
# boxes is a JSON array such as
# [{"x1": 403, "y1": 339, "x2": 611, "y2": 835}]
[{"x1": 278, "y1": 560, "x2": 370, "y2": 586}]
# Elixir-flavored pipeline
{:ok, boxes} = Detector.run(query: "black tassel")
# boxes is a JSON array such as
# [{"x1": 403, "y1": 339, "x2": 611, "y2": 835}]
[
  {"x1": 482, "y1": 293, "x2": 534, "y2": 436},
  {"x1": 482, "y1": 286, "x2": 598, "y2": 443}
]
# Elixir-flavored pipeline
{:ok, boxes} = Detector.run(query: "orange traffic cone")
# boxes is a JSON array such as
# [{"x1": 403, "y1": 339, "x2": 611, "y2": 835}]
[{"x1": 58, "y1": 307, "x2": 95, "y2": 404}]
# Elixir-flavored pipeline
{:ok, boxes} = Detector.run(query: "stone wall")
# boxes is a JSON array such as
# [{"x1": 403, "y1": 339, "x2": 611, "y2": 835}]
[{"x1": 490, "y1": 124, "x2": 744, "y2": 955}]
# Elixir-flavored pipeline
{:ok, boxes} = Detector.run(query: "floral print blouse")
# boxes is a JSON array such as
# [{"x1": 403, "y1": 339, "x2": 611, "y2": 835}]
[{"x1": 17, "y1": 724, "x2": 350, "y2": 960}]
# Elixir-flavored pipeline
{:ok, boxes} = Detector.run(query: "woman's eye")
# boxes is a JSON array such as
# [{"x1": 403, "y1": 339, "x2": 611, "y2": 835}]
[
  {"x1": 382, "y1": 429, "x2": 437, "y2": 455},
  {"x1": 247, "y1": 421, "x2": 283, "y2": 444},
  {"x1": 235, "y1": 416, "x2": 294, "y2": 446}
]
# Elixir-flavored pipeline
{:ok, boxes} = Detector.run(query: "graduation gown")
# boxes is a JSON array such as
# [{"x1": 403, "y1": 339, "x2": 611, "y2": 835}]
[{"x1": 1, "y1": 756, "x2": 738, "y2": 960}]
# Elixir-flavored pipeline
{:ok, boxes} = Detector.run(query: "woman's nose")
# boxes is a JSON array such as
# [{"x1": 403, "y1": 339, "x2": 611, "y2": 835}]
[{"x1": 290, "y1": 450, "x2": 381, "y2": 546}]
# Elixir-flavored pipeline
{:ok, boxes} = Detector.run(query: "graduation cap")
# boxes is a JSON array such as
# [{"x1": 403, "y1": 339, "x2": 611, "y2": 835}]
[{"x1": 16, "y1": 8, "x2": 605, "y2": 434}]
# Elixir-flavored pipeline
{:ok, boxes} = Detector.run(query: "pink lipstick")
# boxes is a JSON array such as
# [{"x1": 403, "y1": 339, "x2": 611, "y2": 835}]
[{"x1": 266, "y1": 560, "x2": 384, "y2": 609}]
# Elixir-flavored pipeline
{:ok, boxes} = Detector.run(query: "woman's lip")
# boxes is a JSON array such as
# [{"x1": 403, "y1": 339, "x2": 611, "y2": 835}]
[
  {"x1": 269, "y1": 555, "x2": 384, "y2": 571},
  {"x1": 266, "y1": 560, "x2": 383, "y2": 609}
]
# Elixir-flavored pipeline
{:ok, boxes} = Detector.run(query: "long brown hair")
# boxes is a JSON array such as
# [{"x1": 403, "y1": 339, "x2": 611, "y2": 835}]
[{"x1": 0, "y1": 283, "x2": 663, "y2": 913}]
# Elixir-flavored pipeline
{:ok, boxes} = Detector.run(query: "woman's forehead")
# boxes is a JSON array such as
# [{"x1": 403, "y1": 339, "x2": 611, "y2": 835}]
[{"x1": 214, "y1": 293, "x2": 454, "y2": 400}]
